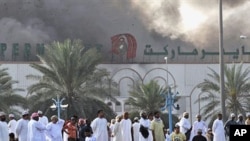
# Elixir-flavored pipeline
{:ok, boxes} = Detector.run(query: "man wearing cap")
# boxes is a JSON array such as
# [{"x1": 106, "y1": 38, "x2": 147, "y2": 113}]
[
  {"x1": 212, "y1": 113, "x2": 226, "y2": 141},
  {"x1": 236, "y1": 114, "x2": 244, "y2": 125},
  {"x1": 190, "y1": 114, "x2": 207, "y2": 141},
  {"x1": 179, "y1": 112, "x2": 192, "y2": 141},
  {"x1": 27, "y1": 112, "x2": 46, "y2": 141},
  {"x1": 46, "y1": 115, "x2": 65, "y2": 141},
  {"x1": 15, "y1": 111, "x2": 30, "y2": 141},
  {"x1": 192, "y1": 129, "x2": 207, "y2": 141},
  {"x1": 170, "y1": 124, "x2": 186, "y2": 141},
  {"x1": 132, "y1": 117, "x2": 140, "y2": 141},
  {"x1": 8, "y1": 114, "x2": 17, "y2": 138},
  {"x1": 224, "y1": 113, "x2": 237, "y2": 140},
  {"x1": 0, "y1": 112, "x2": 9, "y2": 141}
]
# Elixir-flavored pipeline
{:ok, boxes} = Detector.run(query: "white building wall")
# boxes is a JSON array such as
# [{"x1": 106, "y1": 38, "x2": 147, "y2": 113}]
[{"x1": 2, "y1": 63, "x2": 245, "y2": 123}]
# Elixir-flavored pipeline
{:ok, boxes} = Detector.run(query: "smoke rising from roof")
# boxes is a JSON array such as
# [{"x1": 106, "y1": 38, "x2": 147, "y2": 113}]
[
  {"x1": 132, "y1": 0, "x2": 250, "y2": 50},
  {"x1": 0, "y1": 0, "x2": 249, "y2": 61}
]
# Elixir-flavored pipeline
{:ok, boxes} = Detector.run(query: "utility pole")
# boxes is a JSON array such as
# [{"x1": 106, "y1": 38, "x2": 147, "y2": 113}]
[
  {"x1": 219, "y1": 0, "x2": 226, "y2": 122},
  {"x1": 162, "y1": 57, "x2": 180, "y2": 133}
]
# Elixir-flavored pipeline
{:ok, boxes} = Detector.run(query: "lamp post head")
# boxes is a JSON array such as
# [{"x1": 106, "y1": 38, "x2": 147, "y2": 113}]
[
  {"x1": 164, "y1": 56, "x2": 168, "y2": 60},
  {"x1": 240, "y1": 35, "x2": 247, "y2": 39},
  {"x1": 50, "y1": 104, "x2": 56, "y2": 110}
]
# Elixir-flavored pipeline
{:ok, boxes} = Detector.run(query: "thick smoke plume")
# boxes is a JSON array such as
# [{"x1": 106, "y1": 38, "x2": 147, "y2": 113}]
[
  {"x1": 0, "y1": 0, "x2": 249, "y2": 61},
  {"x1": 132, "y1": 0, "x2": 250, "y2": 50}
]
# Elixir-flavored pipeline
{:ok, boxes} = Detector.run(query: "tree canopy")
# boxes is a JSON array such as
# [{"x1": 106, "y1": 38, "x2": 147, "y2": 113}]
[
  {"x1": 26, "y1": 39, "x2": 116, "y2": 119},
  {"x1": 197, "y1": 63, "x2": 250, "y2": 122},
  {"x1": 0, "y1": 66, "x2": 26, "y2": 115}
]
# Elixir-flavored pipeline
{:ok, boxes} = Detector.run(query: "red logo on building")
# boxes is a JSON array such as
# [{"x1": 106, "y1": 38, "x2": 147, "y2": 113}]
[{"x1": 111, "y1": 33, "x2": 137, "y2": 59}]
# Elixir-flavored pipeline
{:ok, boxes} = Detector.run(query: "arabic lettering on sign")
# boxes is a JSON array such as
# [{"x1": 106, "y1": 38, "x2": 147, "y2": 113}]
[{"x1": 143, "y1": 45, "x2": 250, "y2": 60}]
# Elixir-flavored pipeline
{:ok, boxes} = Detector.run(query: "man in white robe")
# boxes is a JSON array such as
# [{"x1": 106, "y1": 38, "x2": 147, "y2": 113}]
[
  {"x1": 132, "y1": 117, "x2": 140, "y2": 141},
  {"x1": 0, "y1": 112, "x2": 9, "y2": 141},
  {"x1": 38, "y1": 110, "x2": 49, "y2": 126},
  {"x1": 15, "y1": 111, "x2": 30, "y2": 141},
  {"x1": 179, "y1": 112, "x2": 192, "y2": 141},
  {"x1": 120, "y1": 112, "x2": 132, "y2": 141},
  {"x1": 139, "y1": 111, "x2": 152, "y2": 141},
  {"x1": 112, "y1": 115, "x2": 122, "y2": 141},
  {"x1": 190, "y1": 114, "x2": 207, "y2": 141},
  {"x1": 38, "y1": 110, "x2": 49, "y2": 140},
  {"x1": 212, "y1": 113, "x2": 226, "y2": 141},
  {"x1": 27, "y1": 112, "x2": 46, "y2": 141},
  {"x1": 91, "y1": 109, "x2": 109, "y2": 141},
  {"x1": 46, "y1": 115, "x2": 65, "y2": 141},
  {"x1": 109, "y1": 119, "x2": 115, "y2": 141},
  {"x1": 8, "y1": 114, "x2": 17, "y2": 137}
]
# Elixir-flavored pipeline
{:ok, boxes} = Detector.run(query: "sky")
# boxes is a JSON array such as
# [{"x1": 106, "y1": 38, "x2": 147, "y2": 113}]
[{"x1": 0, "y1": 0, "x2": 249, "y2": 62}]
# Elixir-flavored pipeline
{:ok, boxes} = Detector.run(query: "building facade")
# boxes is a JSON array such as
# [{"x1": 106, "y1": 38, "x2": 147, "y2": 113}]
[{"x1": 3, "y1": 62, "x2": 246, "y2": 123}]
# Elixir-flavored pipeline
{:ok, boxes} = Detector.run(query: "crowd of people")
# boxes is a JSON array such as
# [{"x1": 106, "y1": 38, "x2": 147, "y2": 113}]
[{"x1": 0, "y1": 109, "x2": 250, "y2": 141}]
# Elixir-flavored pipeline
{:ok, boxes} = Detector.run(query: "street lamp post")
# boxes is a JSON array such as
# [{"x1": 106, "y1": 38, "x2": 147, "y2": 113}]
[
  {"x1": 50, "y1": 95, "x2": 68, "y2": 119},
  {"x1": 162, "y1": 57, "x2": 180, "y2": 133},
  {"x1": 161, "y1": 87, "x2": 180, "y2": 133},
  {"x1": 219, "y1": 0, "x2": 226, "y2": 122}
]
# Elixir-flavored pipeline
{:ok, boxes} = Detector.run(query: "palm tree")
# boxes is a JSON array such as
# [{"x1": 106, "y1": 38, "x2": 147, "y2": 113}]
[
  {"x1": 127, "y1": 80, "x2": 168, "y2": 112},
  {"x1": 26, "y1": 39, "x2": 117, "y2": 120},
  {"x1": 197, "y1": 63, "x2": 250, "y2": 121},
  {"x1": 127, "y1": 80, "x2": 179, "y2": 128},
  {"x1": 0, "y1": 66, "x2": 26, "y2": 114}
]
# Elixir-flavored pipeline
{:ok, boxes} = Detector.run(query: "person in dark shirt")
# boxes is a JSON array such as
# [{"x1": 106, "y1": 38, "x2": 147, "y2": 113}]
[
  {"x1": 192, "y1": 129, "x2": 207, "y2": 141},
  {"x1": 79, "y1": 119, "x2": 93, "y2": 141},
  {"x1": 224, "y1": 113, "x2": 237, "y2": 140}
]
